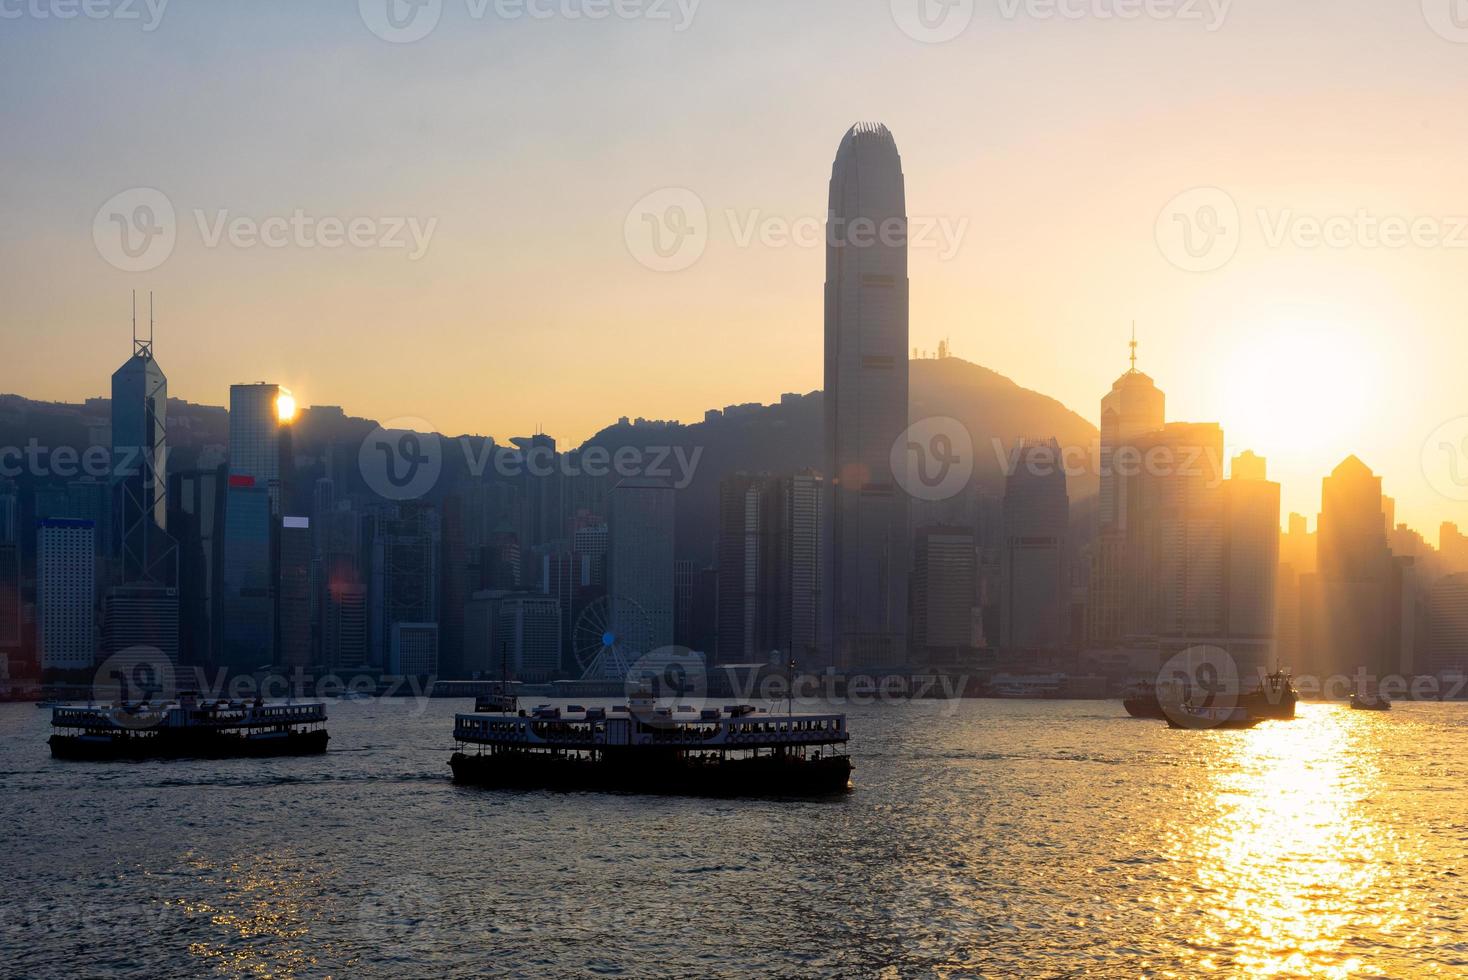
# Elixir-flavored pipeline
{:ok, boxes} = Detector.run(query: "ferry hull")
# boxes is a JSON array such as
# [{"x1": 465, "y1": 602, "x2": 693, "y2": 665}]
[
  {"x1": 1122, "y1": 696, "x2": 1167, "y2": 719},
  {"x1": 449, "y1": 750, "x2": 852, "y2": 797},
  {"x1": 49, "y1": 728, "x2": 330, "y2": 761}
]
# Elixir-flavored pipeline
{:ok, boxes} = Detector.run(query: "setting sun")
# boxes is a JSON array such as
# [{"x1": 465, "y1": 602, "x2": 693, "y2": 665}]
[
  {"x1": 1213, "y1": 320, "x2": 1374, "y2": 475},
  {"x1": 275, "y1": 391, "x2": 296, "y2": 423}
]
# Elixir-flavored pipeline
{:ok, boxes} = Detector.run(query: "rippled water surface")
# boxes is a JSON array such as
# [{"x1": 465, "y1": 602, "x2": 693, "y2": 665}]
[{"x1": 3, "y1": 699, "x2": 1466, "y2": 977}]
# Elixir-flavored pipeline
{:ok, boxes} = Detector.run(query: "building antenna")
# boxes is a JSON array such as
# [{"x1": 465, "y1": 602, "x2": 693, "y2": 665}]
[
  {"x1": 132, "y1": 290, "x2": 154, "y2": 360},
  {"x1": 1128, "y1": 321, "x2": 1138, "y2": 373}
]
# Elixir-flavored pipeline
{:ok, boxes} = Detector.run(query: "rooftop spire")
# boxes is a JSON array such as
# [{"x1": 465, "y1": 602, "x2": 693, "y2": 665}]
[
  {"x1": 1128, "y1": 321, "x2": 1138, "y2": 373},
  {"x1": 131, "y1": 290, "x2": 155, "y2": 360}
]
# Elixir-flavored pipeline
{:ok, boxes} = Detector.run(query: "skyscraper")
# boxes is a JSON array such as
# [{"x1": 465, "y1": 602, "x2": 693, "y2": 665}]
[
  {"x1": 220, "y1": 479, "x2": 274, "y2": 670},
  {"x1": 221, "y1": 383, "x2": 288, "y2": 671},
  {"x1": 1000, "y1": 439, "x2": 1070, "y2": 652},
  {"x1": 367, "y1": 502, "x2": 441, "y2": 671},
  {"x1": 278, "y1": 515, "x2": 313, "y2": 669},
  {"x1": 912, "y1": 525, "x2": 978, "y2": 658},
  {"x1": 38, "y1": 519, "x2": 96, "y2": 672},
  {"x1": 228, "y1": 383, "x2": 286, "y2": 513},
  {"x1": 609, "y1": 478, "x2": 674, "y2": 657},
  {"x1": 822, "y1": 121, "x2": 910, "y2": 669},
  {"x1": 102, "y1": 584, "x2": 179, "y2": 663},
  {"x1": 1098, "y1": 333, "x2": 1166, "y2": 531},
  {"x1": 168, "y1": 466, "x2": 225, "y2": 666},
  {"x1": 1427, "y1": 573, "x2": 1468, "y2": 676},
  {"x1": 111, "y1": 310, "x2": 173, "y2": 585},
  {"x1": 1223, "y1": 452, "x2": 1281, "y2": 675},
  {"x1": 1301, "y1": 456, "x2": 1402, "y2": 680},
  {"x1": 1088, "y1": 338, "x2": 1165, "y2": 646},
  {"x1": 1124, "y1": 422, "x2": 1227, "y2": 643}
]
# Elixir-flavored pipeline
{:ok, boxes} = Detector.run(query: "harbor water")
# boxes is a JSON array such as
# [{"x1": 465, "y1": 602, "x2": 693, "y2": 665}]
[{"x1": 2, "y1": 698, "x2": 1465, "y2": 977}]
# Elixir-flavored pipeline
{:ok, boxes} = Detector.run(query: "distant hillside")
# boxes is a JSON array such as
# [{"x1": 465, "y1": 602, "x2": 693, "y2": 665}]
[
  {"x1": 1, "y1": 357, "x2": 1100, "y2": 565},
  {"x1": 585, "y1": 357, "x2": 1099, "y2": 564}
]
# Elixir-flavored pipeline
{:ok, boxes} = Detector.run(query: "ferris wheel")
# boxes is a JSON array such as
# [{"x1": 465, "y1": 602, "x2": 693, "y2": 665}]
[{"x1": 572, "y1": 595, "x2": 652, "y2": 681}]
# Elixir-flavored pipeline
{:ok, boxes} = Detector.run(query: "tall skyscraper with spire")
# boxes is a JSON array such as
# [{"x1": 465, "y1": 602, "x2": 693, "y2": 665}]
[
  {"x1": 822, "y1": 122, "x2": 910, "y2": 668},
  {"x1": 1087, "y1": 332, "x2": 1166, "y2": 645},
  {"x1": 110, "y1": 292, "x2": 174, "y2": 584}
]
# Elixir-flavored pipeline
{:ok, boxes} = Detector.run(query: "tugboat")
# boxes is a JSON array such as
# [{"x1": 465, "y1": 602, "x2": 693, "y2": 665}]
[
  {"x1": 1350, "y1": 691, "x2": 1392, "y2": 712},
  {"x1": 1122, "y1": 678, "x2": 1189, "y2": 719},
  {"x1": 48, "y1": 693, "x2": 330, "y2": 760},
  {"x1": 1238, "y1": 670, "x2": 1299, "y2": 720},
  {"x1": 449, "y1": 691, "x2": 852, "y2": 797}
]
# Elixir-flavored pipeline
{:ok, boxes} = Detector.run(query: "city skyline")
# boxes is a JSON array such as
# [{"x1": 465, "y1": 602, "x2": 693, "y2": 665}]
[{"x1": 4, "y1": 4, "x2": 1468, "y2": 540}]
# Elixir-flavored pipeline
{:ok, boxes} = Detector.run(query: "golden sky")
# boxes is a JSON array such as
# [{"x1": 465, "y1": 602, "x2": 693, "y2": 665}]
[{"x1": 3, "y1": 1, "x2": 1467, "y2": 537}]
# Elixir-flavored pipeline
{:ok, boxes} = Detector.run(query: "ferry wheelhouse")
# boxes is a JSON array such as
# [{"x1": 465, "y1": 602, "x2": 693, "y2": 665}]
[
  {"x1": 49, "y1": 695, "x2": 330, "y2": 760},
  {"x1": 450, "y1": 695, "x2": 852, "y2": 796}
]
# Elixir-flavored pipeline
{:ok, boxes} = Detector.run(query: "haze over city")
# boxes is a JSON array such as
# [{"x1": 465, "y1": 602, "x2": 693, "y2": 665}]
[{"x1": 4, "y1": 1, "x2": 1468, "y2": 535}]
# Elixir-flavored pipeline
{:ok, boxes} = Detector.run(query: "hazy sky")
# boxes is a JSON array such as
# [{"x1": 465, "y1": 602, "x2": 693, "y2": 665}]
[{"x1": 3, "y1": 0, "x2": 1468, "y2": 537}]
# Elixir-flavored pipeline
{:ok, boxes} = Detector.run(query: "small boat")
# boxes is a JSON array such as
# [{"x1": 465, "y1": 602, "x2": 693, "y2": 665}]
[
  {"x1": 1165, "y1": 704, "x2": 1260, "y2": 730},
  {"x1": 36, "y1": 699, "x2": 61, "y2": 710},
  {"x1": 336, "y1": 691, "x2": 374, "y2": 702},
  {"x1": 1349, "y1": 692, "x2": 1392, "y2": 712}
]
